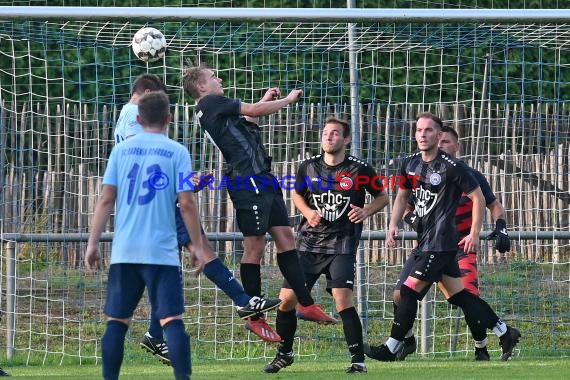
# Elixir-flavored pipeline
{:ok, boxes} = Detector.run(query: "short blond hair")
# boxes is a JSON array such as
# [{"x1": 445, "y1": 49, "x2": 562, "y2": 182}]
[{"x1": 182, "y1": 64, "x2": 209, "y2": 99}]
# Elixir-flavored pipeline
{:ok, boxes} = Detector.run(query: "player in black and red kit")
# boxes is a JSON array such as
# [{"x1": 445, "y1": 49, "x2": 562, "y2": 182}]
[
  {"x1": 263, "y1": 117, "x2": 389, "y2": 374},
  {"x1": 365, "y1": 112, "x2": 520, "y2": 362},
  {"x1": 182, "y1": 64, "x2": 336, "y2": 343},
  {"x1": 393, "y1": 125, "x2": 514, "y2": 361}
]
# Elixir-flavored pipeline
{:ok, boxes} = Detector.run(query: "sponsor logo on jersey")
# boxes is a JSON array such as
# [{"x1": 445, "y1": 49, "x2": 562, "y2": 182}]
[
  {"x1": 413, "y1": 185, "x2": 438, "y2": 217},
  {"x1": 311, "y1": 190, "x2": 350, "y2": 222}
]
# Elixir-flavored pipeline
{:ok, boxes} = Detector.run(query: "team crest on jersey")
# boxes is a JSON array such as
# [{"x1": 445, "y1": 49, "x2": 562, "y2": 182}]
[
  {"x1": 429, "y1": 173, "x2": 442, "y2": 185},
  {"x1": 413, "y1": 186, "x2": 438, "y2": 217},
  {"x1": 312, "y1": 190, "x2": 350, "y2": 222},
  {"x1": 338, "y1": 175, "x2": 353, "y2": 190}
]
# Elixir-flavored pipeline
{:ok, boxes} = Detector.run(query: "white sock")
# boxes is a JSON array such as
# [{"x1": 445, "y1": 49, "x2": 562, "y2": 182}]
[
  {"x1": 386, "y1": 337, "x2": 402, "y2": 353},
  {"x1": 492, "y1": 321, "x2": 508, "y2": 337},
  {"x1": 474, "y1": 337, "x2": 488, "y2": 348}
]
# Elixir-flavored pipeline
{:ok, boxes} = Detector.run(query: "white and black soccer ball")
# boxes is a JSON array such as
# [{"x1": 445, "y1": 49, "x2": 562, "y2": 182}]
[{"x1": 131, "y1": 27, "x2": 167, "y2": 62}]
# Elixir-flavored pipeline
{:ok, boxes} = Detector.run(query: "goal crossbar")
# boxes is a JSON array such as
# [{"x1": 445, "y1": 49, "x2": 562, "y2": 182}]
[{"x1": 2, "y1": 7, "x2": 570, "y2": 23}]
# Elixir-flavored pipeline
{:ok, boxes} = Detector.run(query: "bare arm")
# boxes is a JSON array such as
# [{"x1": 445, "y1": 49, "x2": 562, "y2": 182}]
[
  {"x1": 241, "y1": 88, "x2": 302, "y2": 118},
  {"x1": 85, "y1": 185, "x2": 117, "y2": 272},
  {"x1": 177, "y1": 191, "x2": 204, "y2": 258},
  {"x1": 387, "y1": 188, "x2": 412, "y2": 247},
  {"x1": 487, "y1": 199, "x2": 505, "y2": 222},
  {"x1": 292, "y1": 191, "x2": 321, "y2": 227}
]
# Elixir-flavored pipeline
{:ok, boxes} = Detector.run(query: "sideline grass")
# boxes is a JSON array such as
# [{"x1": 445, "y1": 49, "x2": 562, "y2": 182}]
[{"x1": 4, "y1": 357, "x2": 569, "y2": 379}]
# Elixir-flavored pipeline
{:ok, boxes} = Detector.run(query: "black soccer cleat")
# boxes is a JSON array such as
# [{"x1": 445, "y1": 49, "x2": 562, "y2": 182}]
[
  {"x1": 395, "y1": 336, "x2": 417, "y2": 361},
  {"x1": 237, "y1": 295, "x2": 282, "y2": 319},
  {"x1": 262, "y1": 352, "x2": 294, "y2": 373},
  {"x1": 499, "y1": 326, "x2": 521, "y2": 361},
  {"x1": 140, "y1": 332, "x2": 171, "y2": 366},
  {"x1": 0, "y1": 367, "x2": 10, "y2": 377},
  {"x1": 363, "y1": 343, "x2": 396, "y2": 362},
  {"x1": 345, "y1": 363, "x2": 367, "y2": 373},
  {"x1": 475, "y1": 346, "x2": 490, "y2": 361}
]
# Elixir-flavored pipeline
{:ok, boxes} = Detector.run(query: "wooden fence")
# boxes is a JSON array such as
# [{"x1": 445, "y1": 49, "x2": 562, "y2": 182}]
[{"x1": 1, "y1": 100, "x2": 569, "y2": 266}]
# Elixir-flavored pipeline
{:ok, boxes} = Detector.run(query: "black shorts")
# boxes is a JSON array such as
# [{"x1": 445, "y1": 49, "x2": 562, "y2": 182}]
[
  {"x1": 283, "y1": 252, "x2": 356, "y2": 293},
  {"x1": 229, "y1": 179, "x2": 290, "y2": 236},
  {"x1": 395, "y1": 249, "x2": 461, "y2": 287}
]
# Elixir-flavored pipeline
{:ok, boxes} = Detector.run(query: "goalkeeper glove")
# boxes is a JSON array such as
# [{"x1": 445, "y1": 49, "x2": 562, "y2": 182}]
[
  {"x1": 403, "y1": 211, "x2": 419, "y2": 232},
  {"x1": 487, "y1": 218, "x2": 511, "y2": 253}
]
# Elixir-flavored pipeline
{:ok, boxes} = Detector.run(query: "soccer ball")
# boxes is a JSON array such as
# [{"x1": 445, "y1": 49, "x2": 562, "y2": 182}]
[{"x1": 131, "y1": 27, "x2": 167, "y2": 62}]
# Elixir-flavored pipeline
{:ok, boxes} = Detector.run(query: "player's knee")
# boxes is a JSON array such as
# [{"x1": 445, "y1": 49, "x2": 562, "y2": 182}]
[
  {"x1": 243, "y1": 236, "x2": 266, "y2": 261},
  {"x1": 106, "y1": 317, "x2": 130, "y2": 326},
  {"x1": 160, "y1": 315, "x2": 183, "y2": 327},
  {"x1": 333, "y1": 292, "x2": 354, "y2": 312},
  {"x1": 278, "y1": 288, "x2": 297, "y2": 311},
  {"x1": 393, "y1": 289, "x2": 401, "y2": 306}
]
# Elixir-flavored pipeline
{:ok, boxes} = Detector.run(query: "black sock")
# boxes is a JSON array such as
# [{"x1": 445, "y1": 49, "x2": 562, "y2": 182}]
[
  {"x1": 240, "y1": 263, "x2": 262, "y2": 320},
  {"x1": 240, "y1": 263, "x2": 261, "y2": 297},
  {"x1": 339, "y1": 307, "x2": 364, "y2": 363},
  {"x1": 276, "y1": 250, "x2": 313, "y2": 306},
  {"x1": 390, "y1": 285, "x2": 421, "y2": 341},
  {"x1": 276, "y1": 309, "x2": 297, "y2": 354},
  {"x1": 102, "y1": 320, "x2": 128, "y2": 380},
  {"x1": 448, "y1": 289, "x2": 500, "y2": 341}
]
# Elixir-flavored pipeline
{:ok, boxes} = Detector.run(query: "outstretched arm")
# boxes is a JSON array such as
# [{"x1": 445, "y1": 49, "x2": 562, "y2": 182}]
[{"x1": 241, "y1": 88, "x2": 302, "y2": 118}]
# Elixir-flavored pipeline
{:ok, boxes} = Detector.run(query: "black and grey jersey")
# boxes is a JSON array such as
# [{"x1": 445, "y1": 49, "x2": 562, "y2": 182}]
[
  {"x1": 399, "y1": 150, "x2": 478, "y2": 252},
  {"x1": 195, "y1": 95, "x2": 271, "y2": 178},
  {"x1": 295, "y1": 154, "x2": 383, "y2": 255}
]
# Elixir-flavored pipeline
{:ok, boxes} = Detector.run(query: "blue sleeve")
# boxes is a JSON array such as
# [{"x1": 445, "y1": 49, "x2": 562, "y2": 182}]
[
  {"x1": 175, "y1": 145, "x2": 194, "y2": 193},
  {"x1": 472, "y1": 169, "x2": 496, "y2": 205},
  {"x1": 102, "y1": 147, "x2": 118, "y2": 186}
]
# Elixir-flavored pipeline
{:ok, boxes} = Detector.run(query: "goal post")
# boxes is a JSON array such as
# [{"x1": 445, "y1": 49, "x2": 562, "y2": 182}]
[{"x1": 1, "y1": 5, "x2": 569, "y2": 365}]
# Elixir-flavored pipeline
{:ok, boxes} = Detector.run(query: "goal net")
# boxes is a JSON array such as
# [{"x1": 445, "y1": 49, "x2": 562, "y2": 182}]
[{"x1": 0, "y1": 2, "x2": 569, "y2": 366}]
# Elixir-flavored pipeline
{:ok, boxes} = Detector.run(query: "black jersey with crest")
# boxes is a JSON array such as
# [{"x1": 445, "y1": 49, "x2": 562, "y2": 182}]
[
  {"x1": 399, "y1": 150, "x2": 479, "y2": 252},
  {"x1": 294, "y1": 154, "x2": 383, "y2": 255}
]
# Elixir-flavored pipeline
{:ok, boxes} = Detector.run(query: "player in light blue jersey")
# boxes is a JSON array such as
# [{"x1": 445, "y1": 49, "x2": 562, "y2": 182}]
[
  {"x1": 114, "y1": 74, "x2": 166, "y2": 144},
  {"x1": 113, "y1": 75, "x2": 281, "y2": 365},
  {"x1": 86, "y1": 91, "x2": 201, "y2": 380}
]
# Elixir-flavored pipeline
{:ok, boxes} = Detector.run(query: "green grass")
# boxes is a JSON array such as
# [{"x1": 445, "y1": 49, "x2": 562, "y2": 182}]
[{"x1": 4, "y1": 358, "x2": 569, "y2": 379}]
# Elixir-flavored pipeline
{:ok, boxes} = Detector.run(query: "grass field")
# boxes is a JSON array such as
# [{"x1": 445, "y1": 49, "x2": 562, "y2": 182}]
[{"x1": 3, "y1": 357, "x2": 569, "y2": 379}]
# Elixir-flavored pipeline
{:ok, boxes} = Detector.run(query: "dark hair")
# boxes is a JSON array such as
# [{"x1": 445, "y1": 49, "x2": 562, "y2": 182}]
[
  {"x1": 182, "y1": 64, "x2": 209, "y2": 99},
  {"x1": 441, "y1": 125, "x2": 459, "y2": 141},
  {"x1": 415, "y1": 112, "x2": 443, "y2": 129},
  {"x1": 138, "y1": 91, "x2": 170, "y2": 127},
  {"x1": 325, "y1": 116, "x2": 351, "y2": 138},
  {"x1": 132, "y1": 74, "x2": 166, "y2": 95}
]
